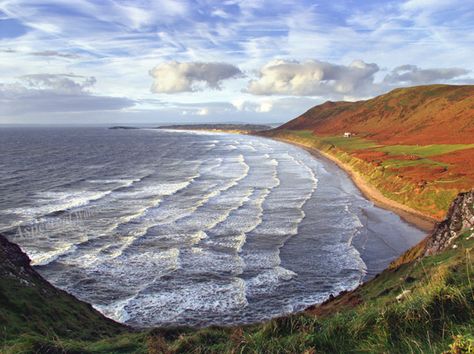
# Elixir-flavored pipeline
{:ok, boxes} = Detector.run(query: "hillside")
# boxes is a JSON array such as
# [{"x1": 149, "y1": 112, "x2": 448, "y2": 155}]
[
  {"x1": 280, "y1": 85, "x2": 474, "y2": 145},
  {"x1": 265, "y1": 85, "x2": 474, "y2": 219}
]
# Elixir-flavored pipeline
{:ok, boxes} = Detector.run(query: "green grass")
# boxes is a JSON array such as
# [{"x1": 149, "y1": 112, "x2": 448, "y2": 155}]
[
  {"x1": 319, "y1": 136, "x2": 380, "y2": 150},
  {"x1": 287, "y1": 130, "x2": 474, "y2": 158},
  {"x1": 375, "y1": 144, "x2": 474, "y2": 158},
  {"x1": 381, "y1": 158, "x2": 449, "y2": 169},
  {"x1": 288, "y1": 130, "x2": 380, "y2": 150}
]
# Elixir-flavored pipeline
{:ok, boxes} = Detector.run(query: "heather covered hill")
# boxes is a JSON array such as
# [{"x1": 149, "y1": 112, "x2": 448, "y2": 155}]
[
  {"x1": 279, "y1": 85, "x2": 474, "y2": 145},
  {"x1": 266, "y1": 85, "x2": 474, "y2": 219}
]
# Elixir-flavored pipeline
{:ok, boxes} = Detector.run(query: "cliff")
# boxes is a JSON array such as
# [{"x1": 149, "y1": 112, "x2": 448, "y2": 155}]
[{"x1": 423, "y1": 190, "x2": 474, "y2": 256}]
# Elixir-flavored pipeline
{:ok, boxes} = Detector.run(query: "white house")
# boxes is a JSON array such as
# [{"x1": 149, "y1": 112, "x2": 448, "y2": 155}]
[{"x1": 343, "y1": 132, "x2": 352, "y2": 138}]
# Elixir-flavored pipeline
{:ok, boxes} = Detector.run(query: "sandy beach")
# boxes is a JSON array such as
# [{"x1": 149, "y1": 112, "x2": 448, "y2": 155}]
[{"x1": 268, "y1": 136, "x2": 437, "y2": 233}]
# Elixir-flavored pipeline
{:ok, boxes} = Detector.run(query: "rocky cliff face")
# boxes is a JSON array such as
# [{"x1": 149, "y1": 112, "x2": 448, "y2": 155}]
[{"x1": 423, "y1": 190, "x2": 474, "y2": 256}]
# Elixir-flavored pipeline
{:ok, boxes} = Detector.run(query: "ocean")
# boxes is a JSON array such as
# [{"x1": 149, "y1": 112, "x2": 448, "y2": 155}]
[{"x1": 0, "y1": 127, "x2": 425, "y2": 327}]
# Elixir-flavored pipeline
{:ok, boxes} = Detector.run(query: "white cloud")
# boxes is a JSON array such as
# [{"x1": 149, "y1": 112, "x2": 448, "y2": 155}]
[
  {"x1": 197, "y1": 107, "x2": 209, "y2": 115},
  {"x1": 149, "y1": 61, "x2": 243, "y2": 93},
  {"x1": 231, "y1": 98, "x2": 273, "y2": 112},
  {"x1": 211, "y1": 9, "x2": 229, "y2": 19},
  {"x1": 383, "y1": 65, "x2": 469, "y2": 84},
  {"x1": 246, "y1": 59, "x2": 379, "y2": 97},
  {"x1": 401, "y1": 0, "x2": 458, "y2": 12},
  {"x1": 231, "y1": 98, "x2": 247, "y2": 111},
  {"x1": 19, "y1": 74, "x2": 96, "y2": 94},
  {"x1": 256, "y1": 100, "x2": 273, "y2": 113}
]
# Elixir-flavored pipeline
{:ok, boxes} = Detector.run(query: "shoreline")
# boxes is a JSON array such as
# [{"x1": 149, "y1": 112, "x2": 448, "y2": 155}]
[{"x1": 264, "y1": 136, "x2": 436, "y2": 233}]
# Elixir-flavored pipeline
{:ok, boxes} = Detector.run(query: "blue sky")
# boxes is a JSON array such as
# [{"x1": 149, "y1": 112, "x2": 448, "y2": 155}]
[{"x1": 0, "y1": 0, "x2": 473, "y2": 124}]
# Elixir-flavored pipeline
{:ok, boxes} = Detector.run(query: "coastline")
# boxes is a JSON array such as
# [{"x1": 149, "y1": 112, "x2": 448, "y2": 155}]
[{"x1": 264, "y1": 136, "x2": 436, "y2": 232}]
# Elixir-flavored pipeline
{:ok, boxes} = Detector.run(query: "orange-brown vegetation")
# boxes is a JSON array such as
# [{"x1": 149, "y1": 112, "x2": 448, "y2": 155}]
[{"x1": 280, "y1": 84, "x2": 474, "y2": 145}]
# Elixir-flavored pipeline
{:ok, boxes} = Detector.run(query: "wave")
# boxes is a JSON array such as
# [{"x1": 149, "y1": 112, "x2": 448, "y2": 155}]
[
  {"x1": 6, "y1": 176, "x2": 149, "y2": 225},
  {"x1": 113, "y1": 155, "x2": 249, "y2": 247},
  {"x1": 8, "y1": 190, "x2": 113, "y2": 219},
  {"x1": 245, "y1": 266, "x2": 297, "y2": 297},
  {"x1": 116, "y1": 277, "x2": 248, "y2": 326},
  {"x1": 28, "y1": 243, "x2": 78, "y2": 266}
]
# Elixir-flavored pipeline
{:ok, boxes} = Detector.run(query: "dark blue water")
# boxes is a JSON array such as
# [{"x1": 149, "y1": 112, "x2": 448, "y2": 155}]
[{"x1": 0, "y1": 127, "x2": 425, "y2": 327}]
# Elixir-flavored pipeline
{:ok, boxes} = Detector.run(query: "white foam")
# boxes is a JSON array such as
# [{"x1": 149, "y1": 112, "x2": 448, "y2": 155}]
[
  {"x1": 245, "y1": 266, "x2": 297, "y2": 297},
  {"x1": 119, "y1": 277, "x2": 248, "y2": 326},
  {"x1": 88, "y1": 178, "x2": 141, "y2": 188},
  {"x1": 28, "y1": 243, "x2": 77, "y2": 266},
  {"x1": 9, "y1": 190, "x2": 112, "y2": 218}
]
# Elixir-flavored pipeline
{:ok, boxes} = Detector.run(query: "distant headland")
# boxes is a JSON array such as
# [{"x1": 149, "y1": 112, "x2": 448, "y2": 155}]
[{"x1": 109, "y1": 123, "x2": 273, "y2": 133}]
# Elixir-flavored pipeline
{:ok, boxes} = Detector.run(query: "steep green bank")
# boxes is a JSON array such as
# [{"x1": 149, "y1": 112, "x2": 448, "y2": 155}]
[{"x1": 2, "y1": 192, "x2": 474, "y2": 353}]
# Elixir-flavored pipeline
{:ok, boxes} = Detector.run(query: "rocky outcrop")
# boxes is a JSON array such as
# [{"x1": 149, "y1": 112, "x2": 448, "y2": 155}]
[
  {"x1": 0, "y1": 233, "x2": 30, "y2": 268},
  {"x1": 423, "y1": 190, "x2": 474, "y2": 256},
  {"x1": 0, "y1": 233, "x2": 42, "y2": 284}
]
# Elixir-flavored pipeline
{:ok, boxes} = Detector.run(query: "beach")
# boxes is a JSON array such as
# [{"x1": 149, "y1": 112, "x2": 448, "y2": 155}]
[{"x1": 266, "y1": 136, "x2": 437, "y2": 233}]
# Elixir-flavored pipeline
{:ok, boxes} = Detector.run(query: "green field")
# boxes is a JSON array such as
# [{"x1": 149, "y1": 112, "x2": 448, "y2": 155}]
[
  {"x1": 381, "y1": 158, "x2": 449, "y2": 169},
  {"x1": 289, "y1": 130, "x2": 380, "y2": 150},
  {"x1": 285, "y1": 130, "x2": 474, "y2": 172},
  {"x1": 375, "y1": 144, "x2": 474, "y2": 158},
  {"x1": 290, "y1": 130, "x2": 474, "y2": 158}
]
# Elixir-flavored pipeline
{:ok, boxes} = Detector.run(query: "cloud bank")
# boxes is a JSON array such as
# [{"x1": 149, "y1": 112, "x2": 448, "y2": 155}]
[
  {"x1": 149, "y1": 61, "x2": 243, "y2": 93},
  {"x1": 0, "y1": 74, "x2": 134, "y2": 115}
]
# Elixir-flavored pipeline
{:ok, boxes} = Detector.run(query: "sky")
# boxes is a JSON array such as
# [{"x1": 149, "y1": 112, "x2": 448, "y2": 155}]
[{"x1": 0, "y1": 0, "x2": 473, "y2": 125}]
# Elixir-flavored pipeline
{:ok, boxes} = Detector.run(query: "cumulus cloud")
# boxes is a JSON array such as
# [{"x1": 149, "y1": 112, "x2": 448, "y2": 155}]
[
  {"x1": 246, "y1": 59, "x2": 379, "y2": 97},
  {"x1": 149, "y1": 61, "x2": 243, "y2": 93},
  {"x1": 383, "y1": 65, "x2": 469, "y2": 84},
  {"x1": 0, "y1": 74, "x2": 134, "y2": 116}
]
